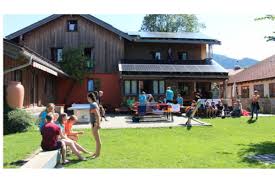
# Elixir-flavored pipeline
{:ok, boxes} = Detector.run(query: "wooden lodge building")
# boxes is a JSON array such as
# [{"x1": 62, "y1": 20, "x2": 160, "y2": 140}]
[{"x1": 4, "y1": 14, "x2": 228, "y2": 111}]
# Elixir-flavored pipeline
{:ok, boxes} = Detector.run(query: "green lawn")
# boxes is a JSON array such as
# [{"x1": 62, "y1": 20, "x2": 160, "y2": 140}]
[
  {"x1": 3, "y1": 130, "x2": 41, "y2": 168},
  {"x1": 3, "y1": 116, "x2": 275, "y2": 168},
  {"x1": 65, "y1": 116, "x2": 275, "y2": 168}
]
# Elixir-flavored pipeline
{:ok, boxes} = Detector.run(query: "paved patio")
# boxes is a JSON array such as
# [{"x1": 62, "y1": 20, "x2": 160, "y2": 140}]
[{"x1": 73, "y1": 114, "x2": 212, "y2": 129}]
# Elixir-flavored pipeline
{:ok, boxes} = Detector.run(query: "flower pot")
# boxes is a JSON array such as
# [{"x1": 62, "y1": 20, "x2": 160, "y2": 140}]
[{"x1": 6, "y1": 81, "x2": 24, "y2": 109}]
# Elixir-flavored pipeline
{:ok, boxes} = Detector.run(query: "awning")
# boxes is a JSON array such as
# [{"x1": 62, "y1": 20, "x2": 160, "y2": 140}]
[{"x1": 32, "y1": 62, "x2": 58, "y2": 76}]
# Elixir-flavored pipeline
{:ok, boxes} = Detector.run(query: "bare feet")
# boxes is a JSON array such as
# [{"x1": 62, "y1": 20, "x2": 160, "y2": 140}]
[
  {"x1": 91, "y1": 153, "x2": 100, "y2": 159},
  {"x1": 62, "y1": 159, "x2": 70, "y2": 165}
]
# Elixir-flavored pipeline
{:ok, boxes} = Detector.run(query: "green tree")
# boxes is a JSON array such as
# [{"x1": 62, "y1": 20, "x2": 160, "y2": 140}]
[
  {"x1": 60, "y1": 47, "x2": 89, "y2": 82},
  {"x1": 255, "y1": 15, "x2": 275, "y2": 41},
  {"x1": 140, "y1": 14, "x2": 205, "y2": 32}
]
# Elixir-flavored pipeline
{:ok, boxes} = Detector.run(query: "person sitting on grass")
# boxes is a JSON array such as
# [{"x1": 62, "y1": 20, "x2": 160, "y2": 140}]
[
  {"x1": 231, "y1": 100, "x2": 242, "y2": 117},
  {"x1": 185, "y1": 100, "x2": 197, "y2": 126},
  {"x1": 64, "y1": 115, "x2": 84, "y2": 141},
  {"x1": 216, "y1": 100, "x2": 224, "y2": 117},
  {"x1": 39, "y1": 103, "x2": 55, "y2": 131},
  {"x1": 210, "y1": 101, "x2": 218, "y2": 118},
  {"x1": 57, "y1": 113, "x2": 92, "y2": 157},
  {"x1": 205, "y1": 101, "x2": 211, "y2": 118},
  {"x1": 41, "y1": 113, "x2": 68, "y2": 164}
]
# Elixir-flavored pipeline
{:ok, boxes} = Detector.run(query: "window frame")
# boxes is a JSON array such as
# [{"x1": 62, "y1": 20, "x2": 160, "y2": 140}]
[
  {"x1": 254, "y1": 84, "x2": 264, "y2": 98},
  {"x1": 241, "y1": 86, "x2": 250, "y2": 98},
  {"x1": 124, "y1": 80, "x2": 138, "y2": 95},
  {"x1": 51, "y1": 47, "x2": 63, "y2": 62},
  {"x1": 269, "y1": 83, "x2": 275, "y2": 98},
  {"x1": 67, "y1": 20, "x2": 78, "y2": 32},
  {"x1": 84, "y1": 47, "x2": 95, "y2": 70},
  {"x1": 87, "y1": 79, "x2": 100, "y2": 92}
]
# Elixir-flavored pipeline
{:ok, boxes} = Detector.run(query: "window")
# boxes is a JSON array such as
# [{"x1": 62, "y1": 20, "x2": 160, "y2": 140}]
[
  {"x1": 51, "y1": 48, "x2": 63, "y2": 62},
  {"x1": 152, "y1": 80, "x2": 165, "y2": 94},
  {"x1": 241, "y1": 86, "x2": 250, "y2": 98},
  {"x1": 254, "y1": 84, "x2": 264, "y2": 98},
  {"x1": 153, "y1": 80, "x2": 159, "y2": 94},
  {"x1": 159, "y1": 81, "x2": 165, "y2": 94},
  {"x1": 269, "y1": 83, "x2": 275, "y2": 97},
  {"x1": 87, "y1": 79, "x2": 100, "y2": 92},
  {"x1": 84, "y1": 48, "x2": 95, "y2": 69},
  {"x1": 67, "y1": 20, "x2": 78, "y2": 32},
  {"x1": 14, "y1": 70, "x2": 22, "y2": 82},
  {"x1": 178, "y1": 52, "x2": 188, "y2": 61},
  {"x1": 124, "y1": 80, "x2": 137, "y2": 95},
  {"x1": 152, "y1": 52, "x2": 161, "y2": 60}
]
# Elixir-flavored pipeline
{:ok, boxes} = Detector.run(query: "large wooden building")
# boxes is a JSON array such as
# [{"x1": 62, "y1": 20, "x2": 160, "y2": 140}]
[{"x1": 4, "y1": 14, "x2": 228, "y2": 111}]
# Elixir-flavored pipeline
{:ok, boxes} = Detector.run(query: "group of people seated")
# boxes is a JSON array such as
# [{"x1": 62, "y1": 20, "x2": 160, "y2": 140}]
[
  {"x1": 39, "y1": 103, "x2": 91, "y2": 164},
  {"x1": 197, "y1": 99, "x2": 243, "y2": 118}
]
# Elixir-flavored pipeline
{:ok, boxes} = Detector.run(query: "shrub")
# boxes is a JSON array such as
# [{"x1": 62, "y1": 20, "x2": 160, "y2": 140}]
[{"x1": 4, "y1": 109, "x2": 36, "y2": 135}]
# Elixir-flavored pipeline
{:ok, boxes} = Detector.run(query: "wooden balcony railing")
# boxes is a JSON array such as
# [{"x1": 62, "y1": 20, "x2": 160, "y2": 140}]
[{"x1": 120, "y1": 58, "x2": 212, "y2": 65}]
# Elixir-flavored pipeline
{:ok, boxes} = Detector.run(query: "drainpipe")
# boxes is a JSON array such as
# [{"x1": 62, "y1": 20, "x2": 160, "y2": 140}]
[{"x1": 4, "y1": 55, "x2": 33, "y2": 74}]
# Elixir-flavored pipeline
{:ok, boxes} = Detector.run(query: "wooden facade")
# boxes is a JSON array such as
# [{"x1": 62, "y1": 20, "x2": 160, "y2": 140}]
[
  {"x1": 124, "y1": 41, "x2": 205, "y2": 61},
  {"x1": 18, "y1": 15, "x2": 125, "y2": 73},
  {"x1": 4, "y1": 55, "x2": 57, "y2": 107}
]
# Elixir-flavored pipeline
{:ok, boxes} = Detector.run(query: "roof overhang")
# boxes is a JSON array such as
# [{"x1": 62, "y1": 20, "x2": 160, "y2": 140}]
[
  {"x1": 4, "y1": 39, "x2": 69, "y2": 77},
  {"x1": 132, "y1": 39, "x2": 221, "y2": 45}
]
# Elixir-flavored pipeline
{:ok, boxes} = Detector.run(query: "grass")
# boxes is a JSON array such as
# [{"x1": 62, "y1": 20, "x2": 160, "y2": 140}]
[
  {"x1": 3, "y1": 116, "x2": 275, "y2": 168},
  {"x1": 63, "y1": 116, "x2": 275, "y2": 168},
  {"x1": 3, "y1": 129, "x2": 41, "y2": 168}
]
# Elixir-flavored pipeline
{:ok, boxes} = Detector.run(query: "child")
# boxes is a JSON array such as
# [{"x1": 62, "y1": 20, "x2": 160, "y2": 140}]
[
  {"x1": 185, "y1": 100, "x2": 197, "y2": 126},
  {"x1": 87, "y1": 92, "x2": 102, "y2": 158},
  {"x1": 58, "y1": 113, "x2": 91, "y2": 158},
  {"x1": 39, "y1": 103, "x2": 55, "y2": 131},
  {"x1": 176, "y1": 94, "x2": 183, "y2": 106},
  {"x1": 64, "y1": 115, "x2": 84, "y2": 141}
]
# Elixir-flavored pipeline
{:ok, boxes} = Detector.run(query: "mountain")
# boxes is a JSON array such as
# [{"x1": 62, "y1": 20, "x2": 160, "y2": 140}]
[{"x1": 213, "y1": 54, "x2": 259, "y2": 69}]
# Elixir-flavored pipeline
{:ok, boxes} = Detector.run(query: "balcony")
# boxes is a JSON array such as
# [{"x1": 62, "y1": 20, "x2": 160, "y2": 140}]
[{"x1": 120, "y1": 58, "x2": 213, "y2": 65}]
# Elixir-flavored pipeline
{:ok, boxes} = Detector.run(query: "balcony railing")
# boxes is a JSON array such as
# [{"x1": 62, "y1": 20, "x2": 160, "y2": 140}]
[{"x1": 120, "y1": 58, "x2": 212, "y2": 65}]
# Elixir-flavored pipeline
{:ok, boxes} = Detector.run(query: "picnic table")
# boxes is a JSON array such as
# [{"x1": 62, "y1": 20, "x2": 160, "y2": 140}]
[{"x1": 131, "y1": 102, "x2": 181, "y2": 122}]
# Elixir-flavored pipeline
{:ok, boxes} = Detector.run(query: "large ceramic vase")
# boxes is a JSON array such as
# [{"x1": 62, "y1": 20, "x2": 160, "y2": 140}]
[{"x1": 6, "y1": 81, "x2": 24, "y2": 109}]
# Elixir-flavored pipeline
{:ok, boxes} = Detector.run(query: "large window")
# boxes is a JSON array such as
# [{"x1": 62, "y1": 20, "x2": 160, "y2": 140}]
[
  {"x1": 241, "y1": 86, "x2": 250, "y2": 98},
  {"x1": 269, "y1": 83, "x2": 275, "y2": 97},
  {"x1": 87, "y1": 79, "x2": 100, "y2": 92},
  {"x1": 51, "y1": 48, "x2": 63, "y2": 62},
  {"x1": 67, "y1": 20, "x2": 78, "y2": 32},
  {"x1": 84, "y1": 48, "x2": 95, "y2": 70},
  {"x1": 153, "y1": 80, "x2": 165, "y2": 94},
  {"x1": 254, "y1": 84, "x2": 264, "y2": 98},
  {"x1": 124, "y1": 80, "x2": 137, "y2": 95}
]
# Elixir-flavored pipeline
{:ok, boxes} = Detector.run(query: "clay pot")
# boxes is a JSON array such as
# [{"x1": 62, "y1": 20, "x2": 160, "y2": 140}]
[{"x1": 6, "y1": 81, "x2": 25, "y2": 109}]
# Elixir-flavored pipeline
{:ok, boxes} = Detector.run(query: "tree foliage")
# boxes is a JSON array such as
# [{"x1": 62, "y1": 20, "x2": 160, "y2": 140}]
[
  {"x1": 140, "y1": 14, "x2": 205, "y2": 32},
  {"x1": 60, "y1": 47, "x2": 89, "y2": 82},
  {"x1": 255, "y1": 15, "x2": 275, "y2": 41}
]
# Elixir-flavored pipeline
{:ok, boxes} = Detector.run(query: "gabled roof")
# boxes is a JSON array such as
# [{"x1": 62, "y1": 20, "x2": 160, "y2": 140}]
[
  {"x1": 6, "y1": 14, "x2": 132, "y2": 41},
  {"x1": 228, "y1": 55, "x2": 275, "y2": 84},
  {"x1": 4, "y1": 39, "x2": 69, "y2": 77},
  {"x1": 128, "y1": 31, "x2": 221, "y2": 45}
]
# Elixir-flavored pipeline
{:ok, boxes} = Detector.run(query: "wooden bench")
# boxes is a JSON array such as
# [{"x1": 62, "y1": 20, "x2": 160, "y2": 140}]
[{"x1": 21, "y1": 149, "x2": 61, "y2": 169}]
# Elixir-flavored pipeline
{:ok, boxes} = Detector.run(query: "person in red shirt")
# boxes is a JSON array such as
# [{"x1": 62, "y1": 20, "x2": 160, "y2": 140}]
[{"x1": 41, "y1": 113, "x2": 68, "y2": 164}]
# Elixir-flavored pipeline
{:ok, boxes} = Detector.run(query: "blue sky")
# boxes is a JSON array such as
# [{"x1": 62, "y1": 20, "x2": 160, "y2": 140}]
[{"x1": 3, "y1": 14, "x2": 275, "y2": 61}]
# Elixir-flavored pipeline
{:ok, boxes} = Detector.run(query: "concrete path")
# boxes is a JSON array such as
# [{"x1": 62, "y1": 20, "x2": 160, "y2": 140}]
[{"x1": 73, "y1": 114, "x2": 211, "y2": 129}]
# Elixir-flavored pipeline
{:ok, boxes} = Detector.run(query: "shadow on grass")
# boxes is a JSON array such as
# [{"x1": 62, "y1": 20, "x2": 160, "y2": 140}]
[
  {"x1": 238, "y1": 141, "x2": 275, "y2": 165},
  {"x1": 247, "y1": 118, "x2": 257, "y2": 124},
  {"x1": 6, "y1": 160, "x2": 28, "y2": 167}
]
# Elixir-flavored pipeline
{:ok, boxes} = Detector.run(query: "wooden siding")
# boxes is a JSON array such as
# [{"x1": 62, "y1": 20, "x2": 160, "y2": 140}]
[
  {"x1": 20, "y1": 15, "x2": 124, "y2": 73},
  {"x1": 4, "y1": 55, "x2": 57, "y2": 107},
  {"x1": 124, "y1": 41, "x2": 205, "y2": 61}
]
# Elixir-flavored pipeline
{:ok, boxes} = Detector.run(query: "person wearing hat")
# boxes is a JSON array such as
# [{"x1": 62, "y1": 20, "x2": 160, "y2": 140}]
[{"x1": 251, "y1": 90, "x2": 260, "y2": 120}]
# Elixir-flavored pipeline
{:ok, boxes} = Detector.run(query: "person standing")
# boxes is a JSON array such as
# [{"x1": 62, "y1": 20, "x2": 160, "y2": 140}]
[
  {"x1": 98, "y1": 90, "x2": 108, "y2": 121},
  {"x1": 176, "y1": 94, "x2": 183, "y2": 106},
  {"x1": 87, "y1": 92, "x2": 102, "y2": 158},
  {"x1": 166, "y1": 87, "x2": 174, "y2": 103},
  {"x1": 251, "y1": 90, "x2": 260, "y2": 120}
]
